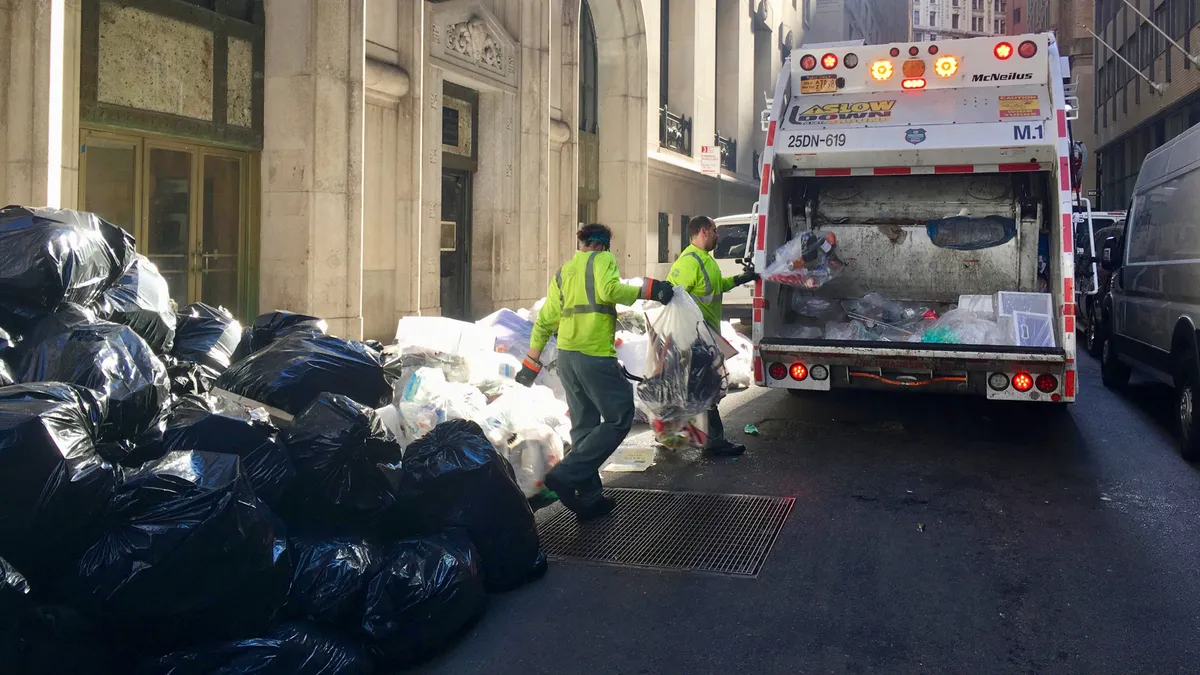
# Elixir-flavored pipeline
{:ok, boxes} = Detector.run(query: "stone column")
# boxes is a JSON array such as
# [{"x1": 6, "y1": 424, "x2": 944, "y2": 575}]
[
  {"x1": 1, "y1": 0, "x2": 81, "y2": 208},
  {"x1": 515, "y1": 0, "x2": 551, "y2": 310},
  {"x1": 261, "y1": 0, "x2": 365, "y2": 338}
]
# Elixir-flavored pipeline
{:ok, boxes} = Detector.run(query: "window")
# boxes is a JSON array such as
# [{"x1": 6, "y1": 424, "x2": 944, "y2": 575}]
[
  {"x1": 1000, "y1": 20, "x2": 1005, "y2": 32},
  {"x1": 680, "y1": 215, "x2": 691, "y2": 255},
  {"x1": 930, "y1": 12, "x2": 936, "y2": 25},
  {"x1": 657, "y1": 213, "x2": 670, "y2": 263},
  {"x1": 914, "y1": 9, "x2": 920, "y2": 25},
  {"x1": 1014, "y1": 7, "x2": 1020, "y2": 23},
  {"x1": 952, "y1": 0, "x2": 959, "y2": 6},
  {"x1": 994, "y1": 19, "x2": 1000, "y2": 33},
  {"x1": 952, "y1": 13, "x2": 959, "y2": 29},
  {"x1": 579, "y1": 0, "x2": 598, "y2": 134},
  {"x1": 714, "y1": 223, "x2": 750, "y2": 259}
]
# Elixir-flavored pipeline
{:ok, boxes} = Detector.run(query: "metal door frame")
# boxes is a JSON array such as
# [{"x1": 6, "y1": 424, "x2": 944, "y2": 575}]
[{"x1": 441, "y1": 167, "x2": 473, "y2": 319}]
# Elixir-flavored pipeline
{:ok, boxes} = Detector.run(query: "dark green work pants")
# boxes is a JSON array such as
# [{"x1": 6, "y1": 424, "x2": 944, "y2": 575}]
[{"x1": 548, "y1": 349, "x2": 635, "y2": 502}]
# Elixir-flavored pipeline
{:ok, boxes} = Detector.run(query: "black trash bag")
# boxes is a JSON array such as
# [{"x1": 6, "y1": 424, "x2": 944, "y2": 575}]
[
  {"x1": 400, "y1": 420, "x2": 547, "y2": 592},
  {"x1": 362, "y1": 530, "x2": 485, "y2": 667},
  {"x1": 282, "y1": 393, "x2": 404, "y2": 528},
  {"x1": 18, "y1": 316, "x2": 169, "y2": 453},
  {"x1": 171, "y1": 303, "x2": 243, "y2": 373},
  {"x1": 96, "y1": 255, "x2": 176, "y2": 354},
  {"x1": 0, "y1": 206, "x2": 133, "y2": 321},
  {"x1": 19, "y1": 604, "x2": 121, "y2": 675},
  {"x1": 231, "y1": 310, "x2": 327, "y2": 364},
  {"x1": 67, "y1": 451, "x2": 290, "y2": 649},
  {"x1": 154, "y1": 395, "x2": 294, "y2": 507},
  {"x1": 287, "y1": 538, "x2": 383, "y2": 627},
  {"x1": 161, "y1": 354, "x2": 221, "y2": 397},
  {"x1": 138, "y1": 621, "x2": 375, "y2": 675},
  {"x1": 0, "y1": 383, "x2": 115, "y2": 578},
  {"x1": 216, "y1": 333, "x2": 392, "y2": 415},
  {"x1": 1, "y1": 556, "x2": 31, "y2": 673}
]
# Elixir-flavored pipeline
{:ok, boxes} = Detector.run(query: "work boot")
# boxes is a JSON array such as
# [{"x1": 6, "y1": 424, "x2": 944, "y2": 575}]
[
  {"x1": 544, "y1": 473, "x2": 585, "y2": 512},
  {"x1": 705, "y1": 439, "x2": 746, "y2": 457},
  {"x1": 574, "y1": 495, "x2": 617, "y2": 521}
]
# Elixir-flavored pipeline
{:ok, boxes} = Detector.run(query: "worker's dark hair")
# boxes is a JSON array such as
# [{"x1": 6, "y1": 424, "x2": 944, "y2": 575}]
[
  {"x1": 688, "y1": 216, "x2": 716, "y2": 239},
  {"x1": 577, "y1": 223, "x2": 613, "y2": 249}
]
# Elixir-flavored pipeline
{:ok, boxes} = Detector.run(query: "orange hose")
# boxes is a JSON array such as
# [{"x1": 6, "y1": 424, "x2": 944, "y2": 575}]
[{"x1": 849, "y1": 373, "x2": 968, "y2": 387}]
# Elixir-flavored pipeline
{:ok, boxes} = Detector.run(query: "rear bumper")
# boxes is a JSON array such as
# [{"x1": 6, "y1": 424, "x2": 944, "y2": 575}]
[{"x1": 757, "y1": 340, "x2": 1072, "y2": 401}]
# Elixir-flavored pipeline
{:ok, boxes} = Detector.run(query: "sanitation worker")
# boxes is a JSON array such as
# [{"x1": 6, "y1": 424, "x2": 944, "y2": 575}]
[
  {"x1": 668, "y1": 215, "x2": 760, "y2": 457},
  {"x1": 516, "y1": 223, "x2": 675, "y2": 519}
]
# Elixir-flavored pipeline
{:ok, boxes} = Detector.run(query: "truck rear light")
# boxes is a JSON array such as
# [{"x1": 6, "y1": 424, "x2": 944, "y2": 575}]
[
  {"x1": 928, "y1": 45, "x2": 939, "y2": 55},
  {"x1": 790, "y1": 363, "x2": 809, "y2": 381},
  {"x1": 933, "y1": 56, "x2": 958, "y2": 77},
  {"x1": 821, "y1": 53, "x2": 838, "y2": 70},
  {"x1": 810, "y1": 364, "x2": 829, "y2": 381},
  {"x1": 768, "y1": 362, "x2": 787, "y2": 380},
  {"x1": 902, "y1": 78, "x2": 927, "y2": 89},
  {"x1": 1012, "y1": 372, "x2": 1034, "y2": 392},
  {"x1": 871, "y1": 60, "x2": 894, "y2": 80},
  {"x1": 994, "y1": 42, "x2": 1014, "y2": 60},
  {"x1": 1018, "y1": 40, "x2": 1038, "y2": 58},
  {"x1": 908, "y1": 46, "x2": 920, "y2": 56},
  {"x1": 800, "y1": 54, "x2": 817, "y2": 71},
  {"x1": 844, "y1": 53, "x2": 859, "y2": 68},
  {"x1": 987, "y1": 373, "x2": 1010, "y2": 391},
  {"x1": 890, "y1": 47, "x2": 901, "y2": 57},
  {"x1": 902, "y1": 59, "x2": 925, "y2": 77},
  {"x1": 1035, "y1": 374, "x2": 1058, "y2": 393}
]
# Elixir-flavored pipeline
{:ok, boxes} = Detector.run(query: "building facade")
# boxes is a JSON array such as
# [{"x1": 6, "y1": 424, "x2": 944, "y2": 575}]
[
  {"x1": 0, "y1": 0, "x2": 903, "y2": 341},
  {"x1": 1006, "y1": 0, "x2": 1048, "y2": 35},
  {"x1": 806, "y1": 0, "x2": 910, "y2": 45},
  {"x1": 912, "y1": 0, "x2": 1007, "y2": 42},
  {"x1": 1092, "y1": 0, "x2": 1200, "y2": 211}
]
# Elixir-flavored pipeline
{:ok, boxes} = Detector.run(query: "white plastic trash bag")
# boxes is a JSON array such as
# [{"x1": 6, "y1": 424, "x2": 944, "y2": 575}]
[
  {"x1": 506, "y1": 424, "x2": 564, "y2": 498},
  {"x1": 394, "y1": 316, "x2": 496, "y2": 355},
  {"x1": 720, "y1": 321, "x2": 752, "y2": 390}
]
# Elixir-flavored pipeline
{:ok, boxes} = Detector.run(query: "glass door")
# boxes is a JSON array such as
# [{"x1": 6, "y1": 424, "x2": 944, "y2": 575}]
[{"x1": 81, "y1": 130, "x2": 250, "y2": 316}]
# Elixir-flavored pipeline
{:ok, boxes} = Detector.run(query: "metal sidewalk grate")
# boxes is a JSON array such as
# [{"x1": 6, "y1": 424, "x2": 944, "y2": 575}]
[{"x1": 537, "y1": 488, "x2": 794, "y2": 577}]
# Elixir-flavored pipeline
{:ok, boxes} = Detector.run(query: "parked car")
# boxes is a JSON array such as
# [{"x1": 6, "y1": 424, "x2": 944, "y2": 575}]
[
  {"x1": 1099, "y1": 123, "x2": 1200, "y2": 458},
  {"x1": 713, "y1": 213, "x2": 754, "y2": 324},
  {"x1": 1075, "y1": 216, "x2": 1125, "y2": 358}
]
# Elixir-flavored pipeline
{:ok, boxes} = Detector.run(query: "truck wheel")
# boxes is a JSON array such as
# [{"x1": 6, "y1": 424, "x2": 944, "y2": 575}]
[
  {"x1": 1085, "y1": 307, "x2": 1105, "y2": 359},
  {"x1": 1100, "y1": 339, "x2": 1131, "y2": 389},
  {"x1": 1177, "y1": 359, "x2": 1200, "y2": 461}
]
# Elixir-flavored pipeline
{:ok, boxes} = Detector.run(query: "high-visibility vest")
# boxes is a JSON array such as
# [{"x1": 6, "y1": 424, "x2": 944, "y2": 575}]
[{"x1": 531, "y1": 250, "x2": 643, "y2": 358}]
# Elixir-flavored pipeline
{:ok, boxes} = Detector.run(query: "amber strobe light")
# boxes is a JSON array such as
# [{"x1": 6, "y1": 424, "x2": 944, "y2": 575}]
[
  {"x1": 821, "y1": 53, "x2": 838, "y2": 69},
  {"x1": 1012, "y1": 372, "x2": 1034, "y2": 392},
  {"x1": 994, "y1": 42, "x2": 1014, "y2": 59},
  {"x1": 902, "y1": 59, "x2": 926, "y2": 77},
  {"x1": 871, "y1": 60, "x2": 894, "y2": 81},
  {"x1": 768, "y1": 362, "x2": 787, "y2": 380},
  {"x1": 902, "y1": 78, "x2": 927, "y2": 89},
  {"x1": 790, "y1": 363, "x2": 809, "y2": 381},
  {"x1": 1035, "y1": 374, "x2": 1059, "y2": 393},
  {"x1": 934, "y1": 56, "x2": 959, "y2": 77}
]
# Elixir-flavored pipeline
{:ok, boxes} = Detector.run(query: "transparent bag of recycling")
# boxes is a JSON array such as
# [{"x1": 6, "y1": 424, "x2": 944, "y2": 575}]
[
  {"x1": 762, "y1": 230, "x2": 846, "y2": 289},
  {"x1": 637, "y1": 289, "x2": 726, "y2": 434}
]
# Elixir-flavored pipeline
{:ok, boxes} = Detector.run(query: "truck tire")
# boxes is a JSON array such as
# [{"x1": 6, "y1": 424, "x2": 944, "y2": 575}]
[
  {"x1": 1100, "y1": 338, "x2": 1131, "y2": 389},
  {"x1": 1177, "y1": 358, "x2": 1200, "y2": 461}
]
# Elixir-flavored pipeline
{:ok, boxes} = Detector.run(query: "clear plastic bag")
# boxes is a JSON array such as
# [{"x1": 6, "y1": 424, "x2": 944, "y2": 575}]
[
  {"x1": 505, "y1": 424, "x2": 564, "y2": 498},
  {"x1": 637, "y1": 289, "x2": 726, "y2": 437},
  {"x1": 762, "y1": 230, "x2": 846, "y2": 289},
  {"x1": 790, "y1": 293, "x2": 841, "y2": 320},
  {"x1": 921, "y1": 308, "x2": 1006, "y2": 345},
  {"x1": 721, "y1": 322, "x2": 753, "y2": 390}
]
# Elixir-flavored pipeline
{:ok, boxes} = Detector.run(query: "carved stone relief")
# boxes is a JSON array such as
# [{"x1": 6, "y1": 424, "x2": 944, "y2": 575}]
[{"x1": 428, "y1": 2, "x2": 519, "y2": 90}]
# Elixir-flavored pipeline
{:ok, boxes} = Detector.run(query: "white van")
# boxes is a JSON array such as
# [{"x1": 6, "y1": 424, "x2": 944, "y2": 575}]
[
  {"x1": 713, "y1": 213, "x2": 754, "y2": 322},
  {"x1": 1100, "y1": 122, "x2": 1200, "y2": 457}
]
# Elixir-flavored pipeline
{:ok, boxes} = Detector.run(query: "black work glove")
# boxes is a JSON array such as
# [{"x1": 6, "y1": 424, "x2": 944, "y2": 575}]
[
  {"x1": 733, "y1": 271, "x2": 760, "y2": 286},
  {"x1": 646, "y1": 279, "x2": 675, "y2": 304},
  {"x1": 515, "y1": 357, "x2": 542, "y2": 387}
]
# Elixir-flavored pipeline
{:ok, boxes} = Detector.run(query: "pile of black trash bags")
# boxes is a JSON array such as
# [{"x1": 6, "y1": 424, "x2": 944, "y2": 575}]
[{"x1": 0, "y1": 206, "x2": 547, "y2": 675}]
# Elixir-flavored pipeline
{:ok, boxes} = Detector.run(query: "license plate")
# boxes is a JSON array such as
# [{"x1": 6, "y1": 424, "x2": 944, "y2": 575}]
[{"x1": 800, "y1": 75, "x2": 838, "y2": 94}]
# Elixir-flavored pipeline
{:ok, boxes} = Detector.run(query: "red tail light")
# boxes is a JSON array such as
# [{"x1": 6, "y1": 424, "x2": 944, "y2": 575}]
[
  {"x1": 1018, "y1": 41, "x2": 1038, "y2": 58},
  {"x1": 928, "y1": 45, "x2": 939, "y2": 55},
  {"x1": 790, "y1": 363, "x2": 809, "y2": 381},
  {"x1": 821, "y1": 53, "x2": 838, "y2": 70},
  {"x1": 994, "y1": 42, "x2": 1014, "y2": 60},
  {"x1": 902, "y1": 78, "x2": 927, "y2": 89},
  {"x1": 889, "y1": 47, "x2": 901, "y2": 57},
  {"x1": 908, "y1": 46, "x2": 920, "y2": 56},
  {"x1": 800, "y1": 54, "x2": 817, "y2": 71},
  {"x1": 1035, "y1": 374, "x2": 1058, "y2": 393},
  {"x1": 768, "y1": 362, "x2": 787, "y2": 380},
  {"x1": 1012, "y1": 372, "x2": 1034, "y2": 392}
]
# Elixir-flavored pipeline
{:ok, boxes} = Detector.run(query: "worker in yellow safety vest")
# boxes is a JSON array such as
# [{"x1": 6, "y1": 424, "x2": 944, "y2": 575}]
[
  {"x1": 515, "y1": 224, "x2": 675, "y2": 519},
  {"x1": 667, "y1": 215, "x2": 760, "y2": 457}
]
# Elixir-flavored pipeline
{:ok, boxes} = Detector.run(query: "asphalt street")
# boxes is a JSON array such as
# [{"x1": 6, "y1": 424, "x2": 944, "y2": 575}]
[{"x1": 415, "y1": 353, "x2": 1200, "y2": 675}]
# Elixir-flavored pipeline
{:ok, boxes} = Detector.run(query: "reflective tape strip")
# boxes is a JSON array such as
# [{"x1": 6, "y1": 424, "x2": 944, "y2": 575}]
[
  {"x1": 555, "y1": 268, "x2": 564, "y2": 306},
  {"x1": 687, "y1": 252, "x2": 722, "y2": 304},
  {"x1": 561, "y1": 251, "x2": 617, "y2": 318}
]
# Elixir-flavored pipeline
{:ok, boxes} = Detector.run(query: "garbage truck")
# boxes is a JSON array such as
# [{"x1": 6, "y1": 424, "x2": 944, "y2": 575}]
[{"x1": 748, "y1": 33, "x2": 1078, "y2": 403}]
